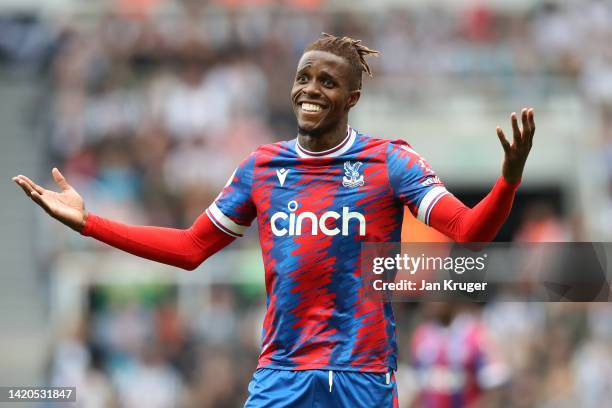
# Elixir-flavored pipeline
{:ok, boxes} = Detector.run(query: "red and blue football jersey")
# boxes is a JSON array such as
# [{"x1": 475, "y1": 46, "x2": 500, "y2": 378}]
[{"x1": 206, "y1": 126, "x2": 449, "y2": 372}]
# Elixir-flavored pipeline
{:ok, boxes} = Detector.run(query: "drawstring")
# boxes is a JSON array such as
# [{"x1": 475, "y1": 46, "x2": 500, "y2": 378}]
[{"x1": 326, "y1": 370, "x2": 389, "y2": 392}]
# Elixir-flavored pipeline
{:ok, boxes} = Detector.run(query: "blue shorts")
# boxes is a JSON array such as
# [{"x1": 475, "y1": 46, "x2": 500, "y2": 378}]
[{"x1": 244, "y1": 368, "x2": 398, "y2": 408}]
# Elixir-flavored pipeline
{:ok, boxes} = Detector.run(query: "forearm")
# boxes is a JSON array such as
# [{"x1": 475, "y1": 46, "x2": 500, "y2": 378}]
[
  {"x1": 429, "y1": 177, "x2": 519, "y2": 242},
  {"x1": 81, "y1": 212, "x2": 234, "y2": 270}
]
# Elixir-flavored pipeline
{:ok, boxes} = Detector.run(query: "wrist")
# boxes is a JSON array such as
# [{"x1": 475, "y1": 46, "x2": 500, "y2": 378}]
[
  {"x1": 79, "y1": 210, "x2": 88, "y2": 233},
  {"x1": 79, "y1": 210, "x2": 96, "y2": 236},
  {"x1": 501, "y1": 161, "x2": 525, "y2": 186},
  {"x1": 499, "y1": 175, "x2": 521, "y2": 190}
]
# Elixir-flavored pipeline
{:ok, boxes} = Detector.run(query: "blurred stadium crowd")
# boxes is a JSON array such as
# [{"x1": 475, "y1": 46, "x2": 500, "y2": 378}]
[{"x1": 1, "y1": 0, "x2": 611, "y2": 407}]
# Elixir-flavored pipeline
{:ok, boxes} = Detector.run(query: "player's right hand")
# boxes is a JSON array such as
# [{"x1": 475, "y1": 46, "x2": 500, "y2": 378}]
[{"x1": 12, "y1": 168, "x2": 87, "y2": 232}]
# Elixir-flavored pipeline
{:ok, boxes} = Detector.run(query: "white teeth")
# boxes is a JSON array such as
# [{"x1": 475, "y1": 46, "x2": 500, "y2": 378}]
[{"x1": 302, "y1": 103, "x2": 322, "y2": 112}]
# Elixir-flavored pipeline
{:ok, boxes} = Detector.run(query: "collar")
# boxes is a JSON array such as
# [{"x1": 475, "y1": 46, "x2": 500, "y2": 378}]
[{"x1": 295, "y1": 125, "x2": 356, "y2": 158}]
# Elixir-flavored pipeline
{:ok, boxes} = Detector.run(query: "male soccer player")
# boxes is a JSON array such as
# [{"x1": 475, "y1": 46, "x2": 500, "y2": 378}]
[{"x1": 13, "y1": 33, "x2": 535, "y2": 407}]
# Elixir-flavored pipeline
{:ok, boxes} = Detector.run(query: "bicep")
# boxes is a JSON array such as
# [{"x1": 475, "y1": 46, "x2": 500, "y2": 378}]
[
  {"x1": 206, "y1": 155, "x2": 257, "y2": 237},
  {"x1": 386, "y1": 141, "x2": 450, "y2": 223}
]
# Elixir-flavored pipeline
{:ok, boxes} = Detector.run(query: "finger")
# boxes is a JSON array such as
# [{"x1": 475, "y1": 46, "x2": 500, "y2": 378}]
[
  {"x1": 528, "y1": 108, "x2": 536, "y2": 142},
  {"x1": 14, "y1": 175, "x2": 38, "y2": 193},
  {"x1": 511, "y1": 112, "x2": 521, "y2": 144},
  {"x1": 30, "y1": 191, "x2": 53, "y2": 214},
  {"x1": 521, "y1": 108, "x2": 530, "y2": 139},
  {"x1": 496, "y1": 127, "x2": 511, "y2": 155},
  {"x1": 52, "y1": 168, "x2": 70, "y2": 191},
  {"x1": 15, "y1": 176, "x2": 39, "y2": 196},
  {"x1": 18, "y1": 175, "x2": 44, "y2": 194},
  {"x1": 14, "y1": 177, "x2": 35, "y2": 196}
]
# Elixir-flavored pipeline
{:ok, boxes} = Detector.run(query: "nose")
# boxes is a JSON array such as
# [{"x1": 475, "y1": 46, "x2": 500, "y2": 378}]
[{"x1": 303, "y1": 79, "x2": 321, "y2": 96}]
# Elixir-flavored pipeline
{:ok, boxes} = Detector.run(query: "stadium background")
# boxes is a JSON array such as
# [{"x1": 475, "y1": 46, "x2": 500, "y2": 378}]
[{"x1": 0, "y1": 0, "x2": 611, "y2": 406}]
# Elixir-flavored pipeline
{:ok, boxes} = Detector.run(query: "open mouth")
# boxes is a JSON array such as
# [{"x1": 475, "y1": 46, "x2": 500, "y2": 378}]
[{"x1": 300, "y1": 102, "x2": 325, "y2": 113}]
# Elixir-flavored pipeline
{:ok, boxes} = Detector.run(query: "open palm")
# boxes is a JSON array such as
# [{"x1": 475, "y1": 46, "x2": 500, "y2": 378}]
[
  {"x1": 496, "y1": 108, "x2": 536, "y2": 184},
  {"x1": 13, "y1": 168, "x2": 86, "y2": 232}
]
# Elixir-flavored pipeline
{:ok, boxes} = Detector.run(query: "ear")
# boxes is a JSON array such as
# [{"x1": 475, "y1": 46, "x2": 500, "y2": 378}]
[{"x1": 346, "y1": 89, "x2": 361, "y2": 110}]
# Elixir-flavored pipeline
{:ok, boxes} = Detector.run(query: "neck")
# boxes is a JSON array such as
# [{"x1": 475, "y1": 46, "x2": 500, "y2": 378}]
[{"x1": 297, "y1": 119, "x2": 348, "y2": 152}]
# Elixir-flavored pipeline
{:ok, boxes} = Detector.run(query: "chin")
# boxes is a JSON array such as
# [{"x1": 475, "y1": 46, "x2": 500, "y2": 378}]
[
  {"x1": 296, "y1": 117, "x2": 318, "y2": 131},
  {"x1": 297, "y1": 123, "x2": 325, "y2": 137}
]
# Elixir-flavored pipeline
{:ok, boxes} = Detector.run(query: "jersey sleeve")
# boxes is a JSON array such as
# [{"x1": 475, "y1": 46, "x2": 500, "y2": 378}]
[
  {"x1": 386, "y1": 140, "x2": 450, "y2": 225},
  {"x1": 205, "y1": 152, "x2": 257, "y2": 238}
]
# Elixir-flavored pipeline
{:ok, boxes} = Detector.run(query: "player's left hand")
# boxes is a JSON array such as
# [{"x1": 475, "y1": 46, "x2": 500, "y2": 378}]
[{"x1": 496, "y1": 108, "x2": 535, "y2": 184}]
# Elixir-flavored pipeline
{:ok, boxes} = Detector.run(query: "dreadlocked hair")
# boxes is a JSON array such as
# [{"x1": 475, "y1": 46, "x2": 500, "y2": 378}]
[{"x1": 304, "y1": 33, "x2": 380, "y2": 90}]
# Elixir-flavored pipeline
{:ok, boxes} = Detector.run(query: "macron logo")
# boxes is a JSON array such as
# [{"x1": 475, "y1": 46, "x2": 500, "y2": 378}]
[{"x1": 276, "y1": 168, "x2": 289, "y2": 187}]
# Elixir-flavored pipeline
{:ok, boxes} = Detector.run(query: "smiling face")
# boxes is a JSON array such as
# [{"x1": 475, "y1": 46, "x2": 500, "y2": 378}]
[{"x1": 291, "y1": 50, "x2": 361, "y2": 137}]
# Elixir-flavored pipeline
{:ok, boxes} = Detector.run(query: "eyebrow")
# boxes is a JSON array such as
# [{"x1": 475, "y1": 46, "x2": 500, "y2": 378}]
[
  {"x1": 295, "y1": 66, "x2": 338, "y2": 80},
  {"x1": 318, "y1": 70, "x2": 336, "y2": 79},
  {"x1": 296, "y1": 64, "x2": 312, "y2": 74}
]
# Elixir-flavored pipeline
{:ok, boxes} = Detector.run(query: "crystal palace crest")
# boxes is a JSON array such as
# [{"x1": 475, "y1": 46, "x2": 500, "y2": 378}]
[{"x1": 342, "y1": 161, "x2": 365, "y2": 188}]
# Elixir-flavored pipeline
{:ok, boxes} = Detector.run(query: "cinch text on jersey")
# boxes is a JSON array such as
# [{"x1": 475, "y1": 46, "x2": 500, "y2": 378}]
[{"x1": 271, "y1": 200, "x2": 366, "y2": 237}]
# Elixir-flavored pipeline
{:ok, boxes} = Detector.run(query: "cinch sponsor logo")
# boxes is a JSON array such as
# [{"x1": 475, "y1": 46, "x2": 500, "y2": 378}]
[{"x1": 271, "y1": 201, "x2": 366, "y2": 237}]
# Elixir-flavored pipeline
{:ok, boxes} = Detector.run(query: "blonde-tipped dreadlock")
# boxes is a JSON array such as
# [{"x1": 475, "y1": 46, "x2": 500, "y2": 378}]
[{"x1": 304, "y1": 33, "x2": 380, "y2": 90}]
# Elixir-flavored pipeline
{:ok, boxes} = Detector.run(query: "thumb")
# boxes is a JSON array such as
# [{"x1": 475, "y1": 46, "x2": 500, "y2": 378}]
[
  {"x1": 496, "y1": 127, "x2": 511, "y2": 155},
  {"x1": 52, "y1": 167, "x2": 71, "y2": 191}
]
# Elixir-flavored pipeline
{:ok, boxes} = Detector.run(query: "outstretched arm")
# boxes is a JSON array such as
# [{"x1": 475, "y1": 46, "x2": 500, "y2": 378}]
[
  {"x1": 429, "y1": 108, "x2": 535, "y2": 242},
  {"x1": 429, "y1": 177, "x2": 519, "y2": 242},
  {"x1": 13, "y1": 169, "x2": 234, "y2": 270},
  {"x1": 80, "y1": 212, "x2": 234, "y2": 270}
]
